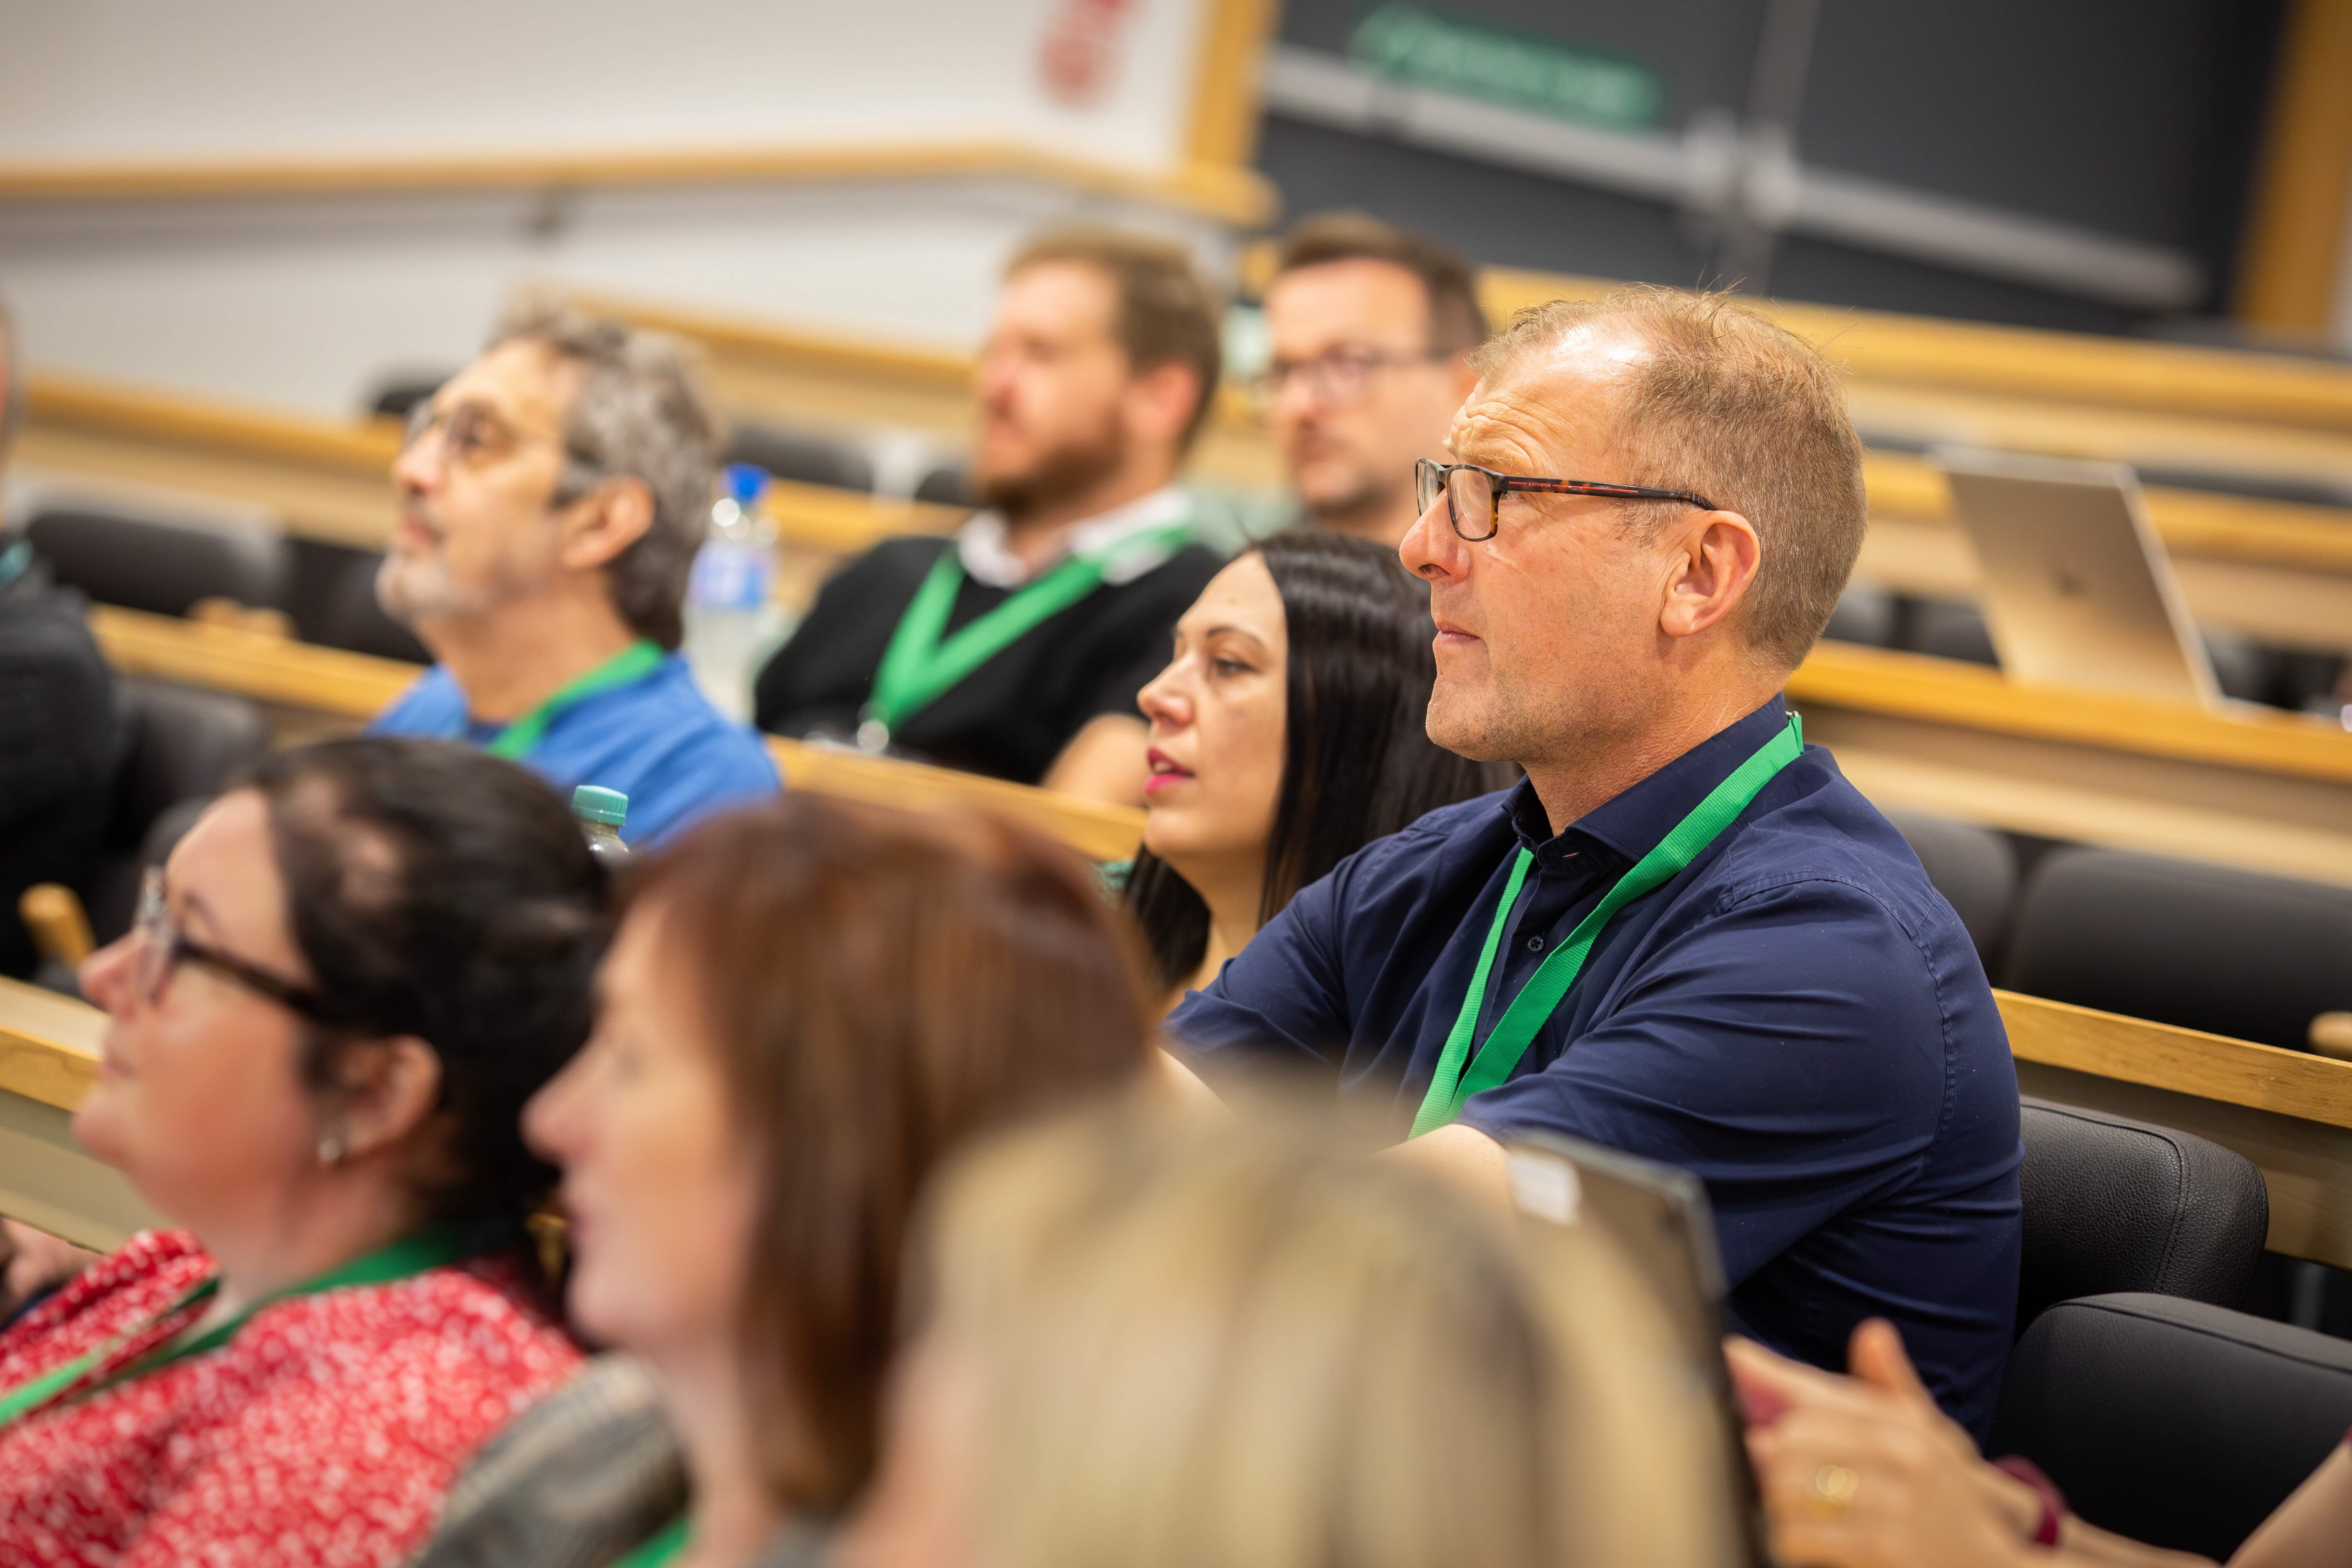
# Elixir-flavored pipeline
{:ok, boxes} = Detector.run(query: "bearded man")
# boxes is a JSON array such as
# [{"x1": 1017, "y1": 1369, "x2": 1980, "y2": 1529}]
[{"x1": 753, "y1": 229, "x2": 1227, "y2": 799}]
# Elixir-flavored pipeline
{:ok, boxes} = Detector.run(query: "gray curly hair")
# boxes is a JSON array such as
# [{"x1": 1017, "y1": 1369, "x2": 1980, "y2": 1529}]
[{"x1": 488, "y1": 301, "x2": 722, "y2": 650}]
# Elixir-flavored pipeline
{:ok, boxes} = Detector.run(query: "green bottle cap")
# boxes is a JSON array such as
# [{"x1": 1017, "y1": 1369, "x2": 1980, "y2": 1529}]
[{"x1": 572, "y1": 785, "x2": 629, "y2": 826}]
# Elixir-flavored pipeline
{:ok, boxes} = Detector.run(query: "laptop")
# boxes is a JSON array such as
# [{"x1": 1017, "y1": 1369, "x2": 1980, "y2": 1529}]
[
  {"x1": 1936, "y1": 448, "x2": 2221, "y2": 709},
  {"x1": 1507, "y1": 1131, "x2": 1769, "y2": 1568}
]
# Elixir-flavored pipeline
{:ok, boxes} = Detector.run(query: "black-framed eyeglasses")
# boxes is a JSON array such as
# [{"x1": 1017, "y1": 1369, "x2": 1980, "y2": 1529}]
[
  {"x1": 1415, "y1": 458, "x2": 1719, "y2": 543},
  {"x1": 1251, "y1": 346, "x2": 1446, "y2": 410},
  {"x1": 132, "y1": 867, "x2": 345, "y2": 1025}
]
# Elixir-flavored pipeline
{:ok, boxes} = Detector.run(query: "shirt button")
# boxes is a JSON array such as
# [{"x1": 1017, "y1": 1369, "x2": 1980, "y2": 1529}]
[{"x1": 1526, "y1": 935, "x2": 1545, "y2": 953}]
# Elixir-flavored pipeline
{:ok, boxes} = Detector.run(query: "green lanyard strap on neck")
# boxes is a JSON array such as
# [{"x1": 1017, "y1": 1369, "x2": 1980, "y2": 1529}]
[
  {"x1": 0, "y1": 1219, "x2": 498, "y2": 1431},
  {"x1": 475, "y1": 640, "x2": 666, "y2": 762},
  {"x1": 1408, "y1": 716, "x2": 1805, "y2": 1139},
  {"x1": 862, "y1": 521, "x2": 1192, "y2": 739}
]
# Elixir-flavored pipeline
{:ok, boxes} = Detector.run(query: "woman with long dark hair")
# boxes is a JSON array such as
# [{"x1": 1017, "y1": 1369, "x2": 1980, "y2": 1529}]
[{"x1": 1123, "y1": 530, "x2": 1505, "y2": 996}]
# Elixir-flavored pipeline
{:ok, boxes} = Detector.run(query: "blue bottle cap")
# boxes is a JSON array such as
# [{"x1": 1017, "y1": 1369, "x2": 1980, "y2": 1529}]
[
  {"x1": 572, "y1": 784, "x2": 629, "y2": 826},
  {"x1": 725, "y1": 463, "x2": 768, "y2": 506}
]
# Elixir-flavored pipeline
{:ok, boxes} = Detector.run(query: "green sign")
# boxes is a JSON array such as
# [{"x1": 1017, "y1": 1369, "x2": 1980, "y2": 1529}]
[{"x1": 1348, "y1": 5, "x2": 1664, "y2": 133}]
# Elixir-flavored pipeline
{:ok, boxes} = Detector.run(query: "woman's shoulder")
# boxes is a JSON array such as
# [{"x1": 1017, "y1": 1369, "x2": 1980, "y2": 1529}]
[
  {"x1": 245, "y1": 1253, "x2": 582, "y2": 1396},
  {"x1": 0, "y1": 1229, "x2": 209, "y2": 1369}
]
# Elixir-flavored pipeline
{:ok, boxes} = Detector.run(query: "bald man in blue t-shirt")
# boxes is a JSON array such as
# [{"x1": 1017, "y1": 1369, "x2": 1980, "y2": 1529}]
[{"x1": 368, "y1": 303, "x2": 776, "y2": 844}]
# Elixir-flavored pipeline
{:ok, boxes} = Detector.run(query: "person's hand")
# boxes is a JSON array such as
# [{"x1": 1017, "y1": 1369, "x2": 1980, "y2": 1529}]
[
  {"x1": 0, "y1": 1218, "x2": 98, "y2": 1319},
  {"x1": 1728, "y1": 1321, "x2": 2040, "y2": 1568}
]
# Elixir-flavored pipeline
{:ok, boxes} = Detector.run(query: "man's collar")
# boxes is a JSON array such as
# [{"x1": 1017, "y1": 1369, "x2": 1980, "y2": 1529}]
[
  {"x1": 1504, "y1": 696, "x2": 1794, "y2": 870},
  {"x1": 956, "y1": 486, "x2": 1190, "y2": 588}
]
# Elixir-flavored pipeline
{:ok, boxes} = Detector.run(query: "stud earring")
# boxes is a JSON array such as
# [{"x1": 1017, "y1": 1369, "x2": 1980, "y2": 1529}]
[{"x1": 318, "y1": 1131, "x2": 347, "y2": 1167}]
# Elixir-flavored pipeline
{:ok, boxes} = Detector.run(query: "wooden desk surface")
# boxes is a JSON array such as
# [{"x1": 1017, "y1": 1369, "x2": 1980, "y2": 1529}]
[
  {"x1": 82, "y1": 604, "x2": 2352, "y2": 888},
  {"x1": 0, "y1": 978, "x2": 156, "y2": 1250},
  {"x1": 2000, "y1": 990, "x2": 2352, "y2": 1269},
  {"x1": 9, "y1": 972, "x2": 2352, "y2": 1267},
  {"x1": 766, "y1": 737, "x2": 1143, "y2": 863}
]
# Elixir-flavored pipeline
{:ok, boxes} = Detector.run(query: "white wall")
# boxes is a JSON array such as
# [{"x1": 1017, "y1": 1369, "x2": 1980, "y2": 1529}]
[
  {"x1": 0, "y1": 0, "x2": 1240, "y2": 419},
  {"x1": 0, "y1": 0, "x2": 1205, "y2": 172}
]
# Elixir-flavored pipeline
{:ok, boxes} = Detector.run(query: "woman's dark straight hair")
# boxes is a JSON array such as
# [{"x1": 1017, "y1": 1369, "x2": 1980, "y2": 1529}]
[{"x1": 1124, "y1": 531, "x2": 1508, "y2": 991}]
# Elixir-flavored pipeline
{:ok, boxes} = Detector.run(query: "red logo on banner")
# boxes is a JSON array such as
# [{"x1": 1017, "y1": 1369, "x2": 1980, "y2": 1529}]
[{"x1": 1040, "y1": 0, "x2": 1136, "y2": 107}]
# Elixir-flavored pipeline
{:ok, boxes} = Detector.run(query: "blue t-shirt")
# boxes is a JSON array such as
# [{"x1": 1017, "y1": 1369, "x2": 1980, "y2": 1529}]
[
  {"x1": 1168, "y1": 696, "x2": 2022, "y2": 1441},
  {"x1": 370, "y1": 655, "x2": 780, "y2": 846}
]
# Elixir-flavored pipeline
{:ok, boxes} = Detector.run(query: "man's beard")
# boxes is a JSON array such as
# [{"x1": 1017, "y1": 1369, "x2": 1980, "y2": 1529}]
[
  {"x1": 976, "y1": 418, "x2": 1128, "y2": 524},
  {"x1": 375, "y1": 528, "x2": 544, "y2": 628}
]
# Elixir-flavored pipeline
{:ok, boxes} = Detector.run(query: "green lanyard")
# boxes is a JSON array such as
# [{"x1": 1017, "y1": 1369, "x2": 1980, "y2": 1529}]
[
  {"x1": 612, "y1": 1516, "x2": 689, "y2": 1568},
  {"x1": 473, "y1": 640, "x2": 666, "y2": 762},
  {"x1": 860, "y1": 522, "x2": 1192, "y2": 747},
  {"x1": 0, "y1": 1221, "x2": 491, "y2": 1430},
  {"x1": 1407, "y1": 717, "x2": 1806, "y2": 1139}
]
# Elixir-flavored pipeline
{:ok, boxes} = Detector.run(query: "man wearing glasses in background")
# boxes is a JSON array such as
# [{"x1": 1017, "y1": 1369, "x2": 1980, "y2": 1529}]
[
  {"x1": 1257, "y1": 213, "x2": 1487, "y2": 549},
  {"x1": 369, "y1": 303, "x2": 779, "y2": 844},
  {"x1": 1170, "y1": 288, "x2": 2024, "y2": 1446}
]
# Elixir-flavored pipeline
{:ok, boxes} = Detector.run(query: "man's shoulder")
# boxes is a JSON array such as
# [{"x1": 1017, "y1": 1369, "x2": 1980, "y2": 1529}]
[
  {"x1": 1717, "y1": 756, "x2": 1958, "y2": 939},
  {"x1": 369, "y1": 664, "x2": 463, "y2": 733}
]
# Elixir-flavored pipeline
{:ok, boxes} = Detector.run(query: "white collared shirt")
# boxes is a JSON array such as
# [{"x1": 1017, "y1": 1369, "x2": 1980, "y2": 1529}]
[{"x1": 955, "y1": 486, "x2": 1192, "y2": 589}]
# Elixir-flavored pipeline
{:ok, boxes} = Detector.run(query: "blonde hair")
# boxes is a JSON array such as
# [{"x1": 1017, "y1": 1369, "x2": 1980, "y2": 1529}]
[
  {"x1": 913, "y1": 1094, "x2": 1747, "y2": 1568},
  {"x1": 1472, "y1": 287, "x2": 1867, "y2": 671}
]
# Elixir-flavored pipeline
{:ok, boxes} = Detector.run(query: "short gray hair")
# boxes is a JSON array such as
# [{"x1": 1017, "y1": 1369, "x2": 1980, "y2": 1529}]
[
  {"x1": 487, "y1": 301, "x2": 722, "y2": 650},
  {"x1": 1471, "y1": 288, "x2": 1866, "y2": 673}
]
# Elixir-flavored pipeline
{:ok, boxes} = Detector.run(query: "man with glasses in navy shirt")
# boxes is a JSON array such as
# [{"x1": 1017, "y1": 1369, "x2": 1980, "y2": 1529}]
[{"x1": 1169, "y1": 288, "x2": 2022, "y2": 1441}]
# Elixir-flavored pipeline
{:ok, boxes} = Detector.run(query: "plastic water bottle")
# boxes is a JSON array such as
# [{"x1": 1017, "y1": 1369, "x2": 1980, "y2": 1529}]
[
  {"x1": 684, "y1": 463, "x2": 786, "y2": 720},
  {"x1": 572, "y1": 785, "x2": 631, "y2": 863}
]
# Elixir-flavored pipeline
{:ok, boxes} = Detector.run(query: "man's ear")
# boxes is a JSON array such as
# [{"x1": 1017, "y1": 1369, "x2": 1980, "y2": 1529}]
[
  {"x1": 1124, "y1": 360, "x2": 1204, "y2": 454},
  {"x1": 1658, "y1": 508, "x2": 1762, "y2": 641},
  {"x1": 321, "y1": 1036, "x2": 446, "y2": 1165},
  {"x1": 557, "y1": 475, "x2": 658, "y2": 573}
]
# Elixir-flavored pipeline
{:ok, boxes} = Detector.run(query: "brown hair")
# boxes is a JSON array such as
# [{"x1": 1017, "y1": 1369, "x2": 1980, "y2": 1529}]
[
  {"x1": 1006, "y1": 227, "x2": 1225, "y2": 451},
  {"x1": 1272, "y1": 210, "x2": 1490, "y2": 356},
  {"x1": 1471, "y1": 287, "x2": 1866, "y2": 671},
  {"x1": 628, "y1": 793, "x2": 1156, "y2": 1512},
  {"x1": 910, "y1": 1093, "x2": 1746, "y2": 1568}
]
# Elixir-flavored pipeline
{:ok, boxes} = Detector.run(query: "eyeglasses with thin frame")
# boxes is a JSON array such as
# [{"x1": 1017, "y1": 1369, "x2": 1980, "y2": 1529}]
[
  {"x1": 401, "y1": 399, "x2": 603, "y2": 499},
  {"x1": 1415, "y1": 458, "x2": 1718, "y2": 543},
  {"x1": 1251, "y1": 346, "x2": 1447, "y2": 410},
  {"x1": 131, "y1": 866, "x2": 344, "y2": 1025}
]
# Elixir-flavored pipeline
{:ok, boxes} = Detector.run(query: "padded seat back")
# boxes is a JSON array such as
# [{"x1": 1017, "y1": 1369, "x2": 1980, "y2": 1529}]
[
  {"x1": 1993, "y1": 1293, "x2": 2352, "y2": 1561},
  {"x1": 2002, "y1": 847, "x2": 2352, "y2": 1051},
  {"x1": 1882, "y1": 810, "x2": 2016, "y2": 967},
  {"x1": 82, "y1": 679, "x2": 269, "y2": 940},
  {"x1": 311, "y1": 551, "x2": 430, "y2": 664},
  {"x1": 727, "y1": 426, "x2": 875, "y2": 493},
  {"x1": 2016, "y1": 1099, "x2": 2264, "y2": 1333},
  {"x1": 28, "y1": 509, "x2": 290, "y2": 619}
]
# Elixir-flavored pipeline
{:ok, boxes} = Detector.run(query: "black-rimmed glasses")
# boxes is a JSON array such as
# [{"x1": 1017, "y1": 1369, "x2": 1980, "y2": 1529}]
[
  {"x1": 1415, "y1": 458, "x2": 1718, "y2": 543},
  {"x1": 132, "y1": 867, "x2": 344, "y2": 1025}
]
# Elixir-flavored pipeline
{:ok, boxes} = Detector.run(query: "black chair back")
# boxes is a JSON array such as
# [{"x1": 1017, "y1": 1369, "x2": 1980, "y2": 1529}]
[
  {"x1": 726, "y1": 426, "x2": 875, "y2": 493},
  {"x1": 27, "y1": 509, "x2": 290, "y2": 619},
  {"x1": 2016, "y1": 1098, "x2": 2265, "y2": 1334},
  {"x1": 1993, "y1": 1293, "x2": 2352, "y2": 1561},
  {"x1": 2002, "y1": 847, "x2": 2352, "y2": 1051},
  {"x1": 1882, "y1": 809, "x2": 2016, "y2": 967},
  {"x1": 83, "y1": 679, "x2": 268, "y2": 940}
]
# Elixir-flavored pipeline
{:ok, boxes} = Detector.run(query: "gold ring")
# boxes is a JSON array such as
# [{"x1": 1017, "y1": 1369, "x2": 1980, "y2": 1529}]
[{"x1": 1806, "y1": 1463, "x2": 1860, "y2": 1517}]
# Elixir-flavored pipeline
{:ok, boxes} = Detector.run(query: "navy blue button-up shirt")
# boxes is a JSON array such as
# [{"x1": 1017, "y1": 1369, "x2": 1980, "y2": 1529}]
[{"x1": 1169, "y1": 696, "x2": 2022, "y2": 1439}]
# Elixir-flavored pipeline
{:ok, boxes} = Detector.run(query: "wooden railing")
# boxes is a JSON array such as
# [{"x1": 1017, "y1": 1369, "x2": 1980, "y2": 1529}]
[
  {"x1": 82, "y1": 605, "x2": 2352, "y2": 887},
  {"x1": 8, "y1": 969, "x2": 2352, "y2": 1269},
  {"x1": 0, "y1": 140, "x2": 1276, "y2": 226}
]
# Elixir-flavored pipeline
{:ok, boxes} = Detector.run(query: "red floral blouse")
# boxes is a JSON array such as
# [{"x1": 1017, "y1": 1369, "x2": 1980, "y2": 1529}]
[{"x1": 0, "y1": 1228, "x2": 582, "y2": 1567}]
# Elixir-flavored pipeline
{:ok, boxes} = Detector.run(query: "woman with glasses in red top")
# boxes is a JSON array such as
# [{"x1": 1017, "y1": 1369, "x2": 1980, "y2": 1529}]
[{"x1": 0, "y1": 737, "x2": 606, "y2": 1568}]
